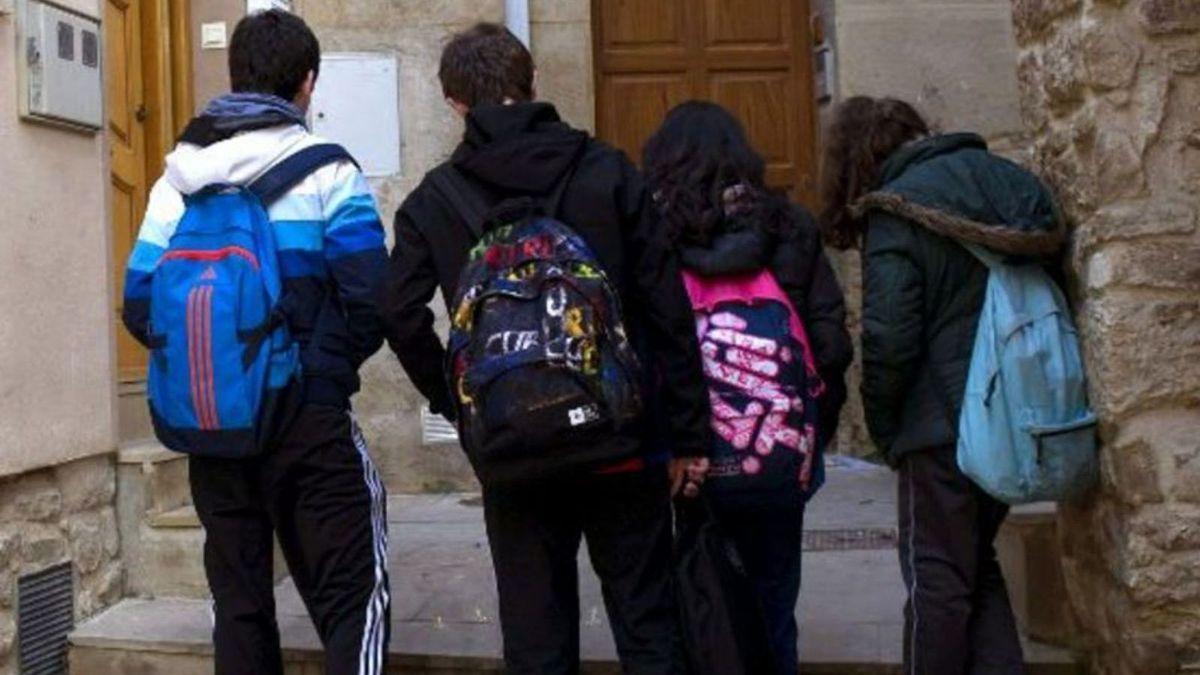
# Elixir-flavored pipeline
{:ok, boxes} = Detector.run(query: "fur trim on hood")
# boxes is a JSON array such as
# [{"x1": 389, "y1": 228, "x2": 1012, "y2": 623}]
[{"x1": 852, "y1": 191, "x2": 1065, "y2": 257}]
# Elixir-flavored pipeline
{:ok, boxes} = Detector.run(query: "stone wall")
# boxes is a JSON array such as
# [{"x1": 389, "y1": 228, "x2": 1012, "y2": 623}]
[
  {"x1": 1011, "y1": 0, "x2": 1200, "y2": 671},
  {"x1": 0, "y1": 455, "x2": 121, "y2": 673}
]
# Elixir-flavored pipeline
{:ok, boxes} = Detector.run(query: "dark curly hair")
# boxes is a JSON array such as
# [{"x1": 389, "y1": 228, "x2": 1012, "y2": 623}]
[
  {"x1": 819, "y1": 96, "x2": 930, "y2": 250},
  {"x1": 229, "y1": 10, "x2": 321, "y2": 101},
  {"x1": 642, "y1": 101, "x2": 794, "y2": 247}
]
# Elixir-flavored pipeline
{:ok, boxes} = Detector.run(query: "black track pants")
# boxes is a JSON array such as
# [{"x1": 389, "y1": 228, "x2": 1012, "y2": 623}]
[
  {"x1": 189, "y1": 405, "x2": 390, "y2": 675},
  {"x1": 483, "y1": 466, "x2": 682, "y2": 675},
  {"x1": 897, "y1": 445, "x2": 1024, "y2": 675}
]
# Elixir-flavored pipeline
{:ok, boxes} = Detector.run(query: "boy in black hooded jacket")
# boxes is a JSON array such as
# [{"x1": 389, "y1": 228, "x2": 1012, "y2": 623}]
[{"x1": 381, "y1": 23, "x2": 711, "y2": 674}]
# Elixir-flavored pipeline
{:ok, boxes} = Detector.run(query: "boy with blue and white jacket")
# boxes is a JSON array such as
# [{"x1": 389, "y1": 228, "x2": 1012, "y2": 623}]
[{"x1": 121, "y1": 11, "x2": 390, "y2": 675}]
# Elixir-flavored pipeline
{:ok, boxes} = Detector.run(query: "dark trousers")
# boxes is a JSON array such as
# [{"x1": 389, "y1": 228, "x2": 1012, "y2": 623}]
[
  {"x1": 189, "y1": 405, "x2": 390, "y2": 675},
  {"x1": 483, "y1": 465, "x2": 680, "y2": 675},
  {"x1": 712, "y1": 500, "x2": 805, "y2": 675},
  {"x1": 898, "y1": 445, "x2": 1024, "y2": 675}
]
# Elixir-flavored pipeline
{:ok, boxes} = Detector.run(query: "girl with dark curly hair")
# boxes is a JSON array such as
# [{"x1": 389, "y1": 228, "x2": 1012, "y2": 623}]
[{"x1": 643, "y1": 100, "x2": 853, "y2": 674}]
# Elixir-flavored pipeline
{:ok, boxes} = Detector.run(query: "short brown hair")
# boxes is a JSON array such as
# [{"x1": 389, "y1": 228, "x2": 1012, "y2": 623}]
[
  {"x1": 819, "y1": 96, "x2": 930, "y2": 250},
  {"x1": 439, "y1": 23, "x2": 534, "y2": 108}
]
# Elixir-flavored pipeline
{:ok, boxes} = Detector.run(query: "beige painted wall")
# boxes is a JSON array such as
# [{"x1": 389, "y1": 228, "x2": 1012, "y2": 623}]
[
  {"x1": 0, "y1": 2, "x2": 117, "y2": 477},
  {"x1": 190, "y1": 0, "x2": 242, "y2": 111}
]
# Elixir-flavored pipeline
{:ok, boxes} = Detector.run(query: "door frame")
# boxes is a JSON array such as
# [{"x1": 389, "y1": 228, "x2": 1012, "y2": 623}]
[
  {"x1": 110, "y1": 0, "x2": 193, "y2": 383},
  {"x1": 589, "y1": 0, "x2": 819, "y2": 203}
]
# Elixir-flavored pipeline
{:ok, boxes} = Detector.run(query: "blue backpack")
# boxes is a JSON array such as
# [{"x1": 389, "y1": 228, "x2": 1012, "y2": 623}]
[
  {"x1": 956, "y1": 244, "x2": 1099, "y2": 504},
  {"x1": 147, "y1": 144, "x2": 355, "y2": 458}
]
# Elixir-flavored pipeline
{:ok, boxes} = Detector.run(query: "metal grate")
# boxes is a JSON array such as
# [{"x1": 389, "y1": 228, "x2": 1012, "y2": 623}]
[
  {"x1": 803, "y1": 528, "x2": 898, "y2": 552},
  {"x1": 17, "y1": 562, "x2": 73, "y2": 675},
  {"x1": 421, "y1": 406, "x2": 460, "y2": 445}
]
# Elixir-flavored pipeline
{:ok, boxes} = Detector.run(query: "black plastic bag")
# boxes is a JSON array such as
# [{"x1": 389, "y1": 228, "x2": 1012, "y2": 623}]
[{"x1": 673, "y1": 499, "x2": 775, "y2": 675}]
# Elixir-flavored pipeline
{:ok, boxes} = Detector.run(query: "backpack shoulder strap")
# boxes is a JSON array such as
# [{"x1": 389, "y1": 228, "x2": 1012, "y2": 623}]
[
  {"x1": 962, "y1": 242, "x2": 1004, "y2": 271},
  {"x1": 429, "y1": 165, "x2": 491, "y2": 239},
  {"x1": 249, "y1": 143, "x2": 360, "y2": 206}
]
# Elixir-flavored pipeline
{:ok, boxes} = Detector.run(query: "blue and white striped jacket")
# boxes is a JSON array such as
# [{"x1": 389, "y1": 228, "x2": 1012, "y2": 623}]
[{"x1": 123, "y1": 123, "x2": 388, "y2": 406}]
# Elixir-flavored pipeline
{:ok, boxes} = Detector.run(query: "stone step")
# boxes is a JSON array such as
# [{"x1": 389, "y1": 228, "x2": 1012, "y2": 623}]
[
  {"x1": 70, "y1": 598, "x2": 1083, "y2": 675},
  {"x1": 997, "y1": 502, "x2": 1073, "y2": 647},
  {"x1": 139, "y1": 507, "x2": 211, "y2": 600},
  {"x1": 117, "y1": 439, "x2": 191, "y2": 517},
  {"x1": 135, "y1": 505, "x2": 289, "y2": 600}
]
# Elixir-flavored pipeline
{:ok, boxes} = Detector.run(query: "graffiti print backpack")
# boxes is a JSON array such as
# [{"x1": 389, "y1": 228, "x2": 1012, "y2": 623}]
[
  {"x1": 432, "y1": 166, "x2": 643, "y2": 487},
  {"x1": 681, "y1": 269, "x2": 823, "y2": 502},
  {"x1": 956, "y1": 243, "x2": 1099, "y2": 504},
  {"x1": 147, "y1": 144, "x2": 356, "y2": 458}
]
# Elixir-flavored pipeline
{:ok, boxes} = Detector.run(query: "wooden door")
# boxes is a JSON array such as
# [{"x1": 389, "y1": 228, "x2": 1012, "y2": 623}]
[
  {"x1": 106, "y1": 0, "x2": 149, "y2": 381},
  {"x1": 593, "y1": 0, "x2": 818, "y2": 205},
  {"x1": 106, "y1": 0, "x2": 192, "y2": 382}
]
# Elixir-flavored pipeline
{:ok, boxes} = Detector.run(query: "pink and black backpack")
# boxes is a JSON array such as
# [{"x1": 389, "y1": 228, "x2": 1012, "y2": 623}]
[{"x1": 682, "y1": 269, "x2": 824, "y2": 499}]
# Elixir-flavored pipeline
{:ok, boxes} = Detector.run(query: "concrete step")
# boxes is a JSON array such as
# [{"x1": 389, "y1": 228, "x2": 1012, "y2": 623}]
[
  {"x1": 116, "y1": 440, "x2": 197, "y2": 600},
  {"x1": 69, "y1": 597, "x2": 1083, "y2": 675},
  {"x1": 118, "y1": 380, "x2": 154, "y2": 443},
  {"x1": 140, "y1": 506, "x2": 211, "y2": 600},
  {"x1": 137, "y1": 504, "x2": 289, "y2": 600},
  {"x1": 998, "y1": 502, "x2": 1073, "y2": 647},
  {"x1": 118, "y1": 439, "x2": 191, "y2": 517}
]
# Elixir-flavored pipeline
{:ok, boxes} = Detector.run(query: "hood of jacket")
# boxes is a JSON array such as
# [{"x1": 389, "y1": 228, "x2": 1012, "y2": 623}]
[
  {"x1": 678, "y1": 185, "x2": 779, "y2": 276},
  {"x1": 854, "y1": 133, "x2": 1064, "y2": 257},
  {"x1": 451, "y1": 102, "x2": 589, "y2": 195},
  {"x1": 164, "y1": 93, "x2": 312, "y2": 196}
]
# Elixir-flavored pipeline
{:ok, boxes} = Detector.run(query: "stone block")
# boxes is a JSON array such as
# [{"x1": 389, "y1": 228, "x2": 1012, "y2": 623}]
[
  {"x1": 0, "y1": 528, "x2": 19, "y2": 569},
  {"x1": 834, "y1": 1, "x2": 1024, "y2": 139},
  {"x1": 1104, "y1": 439, "x2": 1165, "y2": 506},
  {"x1": 55, "y1": 454, "x2": 115, "y2": 515},
  {"x1": 1129, "y1": 505, "x2": 1200, "y2": 552},
  {"x1": 1012, "y1": 0, "x2": 1082, "y2": 43},
  {"x1": 20, "y1": 524, "x2": 66, "y2": 566},
  {"x1": 530, "y1": 0, "x2": 589, "y2": 23},
  {"x1": 1, "y1": 471, "x2": 63, "y2": 523},
  {"x1": 1086, "y1": 241, "x2": 1200, "y2": 291},
  {"x1": 1138, "y1": 0, "x2": 1200, "y2": 34},
  {"x1": 1082, "y1": 21, "x2": 1141, "y2": 91},
  {"x1": 298, "y1": 0, "x2": 504, "y2": 30},
  {"x1": 1084, "y1": 294, "x2": 1200, "y2": 418},
  {"x1": 1093, "y1": 129, "x2": 1147, "y2": 199},
  {"x1": 1169, "y1": 48, "x2": 1200, "y2": 74},
  {"x1": 68, "y1": 511, "x2": 108, "y2": 575},
  {"x1": 1077, "y1": 199, "x2": 1196, "y2": 252},
  {"x1": 532, "y1": 20, "x2": 595, "y2": 131}
]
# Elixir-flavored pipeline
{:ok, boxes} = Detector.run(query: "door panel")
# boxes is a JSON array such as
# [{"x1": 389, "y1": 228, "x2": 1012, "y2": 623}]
[
  {"x1": 106, "y1": 0, "x2": 148, "y2": 380},
  {"x1": 704, "y1": 0, "x2": 788, "y2": 48},
  {"x1": 602, "y1": 74, "x2": 691, "y2": 165},
  {"x1": 594, "y1": 0, "x2": 816, "y2": 203}
]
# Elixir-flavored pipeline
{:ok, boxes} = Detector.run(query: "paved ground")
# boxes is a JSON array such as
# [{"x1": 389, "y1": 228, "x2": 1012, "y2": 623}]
[{"x1": 73, "y1": 457, "x2": 1078, "y2": 672}]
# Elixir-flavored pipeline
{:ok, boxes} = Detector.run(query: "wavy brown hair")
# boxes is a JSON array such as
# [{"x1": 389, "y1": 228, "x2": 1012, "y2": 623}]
[{"x1": 819, "y1": 96, "x2": 930, "y2": 250}]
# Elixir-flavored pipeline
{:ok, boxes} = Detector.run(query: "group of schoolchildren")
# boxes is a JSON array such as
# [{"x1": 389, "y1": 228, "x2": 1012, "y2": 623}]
[{"x1": 124, "y1": 9, "x2": 1092, "y2": 675}]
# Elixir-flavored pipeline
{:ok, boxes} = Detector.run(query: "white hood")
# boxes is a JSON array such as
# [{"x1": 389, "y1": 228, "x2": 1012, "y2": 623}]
[{"x1": 163, "y1": 124, "x2": 314, "y2": 195}]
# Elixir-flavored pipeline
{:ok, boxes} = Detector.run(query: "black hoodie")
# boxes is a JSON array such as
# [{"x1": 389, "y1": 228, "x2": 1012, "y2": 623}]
[{"x1": 382, "y1": 102, "x2": 711, "y2": 460}]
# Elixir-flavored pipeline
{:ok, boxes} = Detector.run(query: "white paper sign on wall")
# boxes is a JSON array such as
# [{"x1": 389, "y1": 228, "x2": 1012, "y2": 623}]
[{"x1": 310, "y1": 53, "x2": 401, "y2": 178}]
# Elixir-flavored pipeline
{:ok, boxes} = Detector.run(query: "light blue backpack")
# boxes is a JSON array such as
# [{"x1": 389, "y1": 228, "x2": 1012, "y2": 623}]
[{"x1": 956, "y1": 244, "x2": 1099, "y2": 504}]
